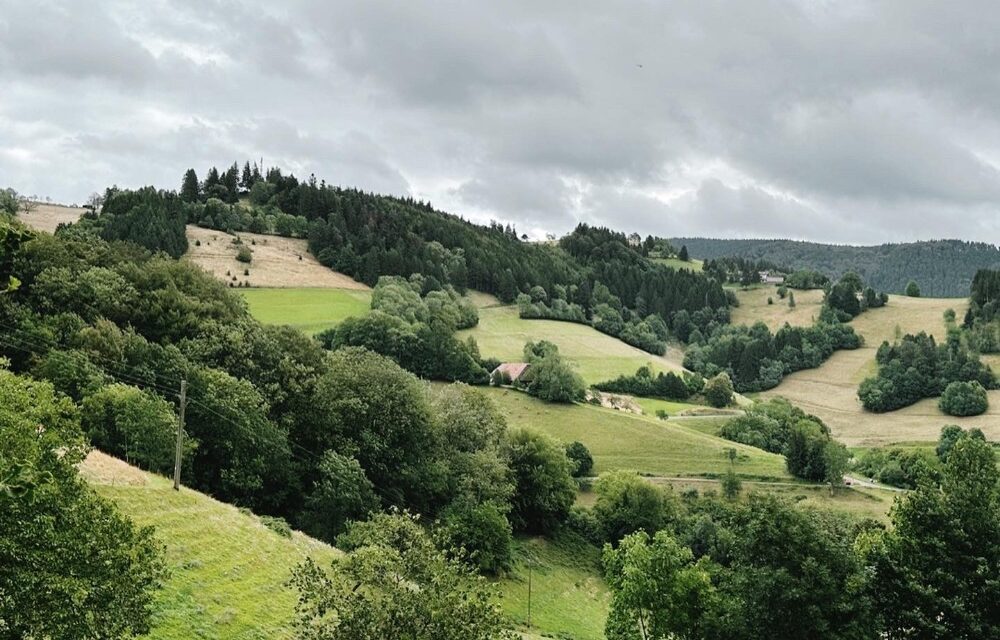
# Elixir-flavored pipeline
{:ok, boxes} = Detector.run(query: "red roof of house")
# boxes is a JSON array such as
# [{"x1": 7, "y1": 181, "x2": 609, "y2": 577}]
[{"x1": 492, "y1": 362, "x2": 531, "y2": 381}]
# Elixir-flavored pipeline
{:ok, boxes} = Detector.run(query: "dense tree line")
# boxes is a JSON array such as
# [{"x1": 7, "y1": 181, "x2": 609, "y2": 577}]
[
  {"x1": 702, "y1": 255, "x2": 786, "y2": 286},
  {"x1": 858, "y1": 331, "x2": 996, "y2": 412},
  {"x1": 684, "y1": 317, "x2": 862, "y2": 392},
  {"x1": 593, "y1": 365, "x2": 693, "y2": 401},
  {"x1": 784, "y1": 268, "x2": 830, "y2": 289},
  {"x1": 671, "y1": 236, "x2": 1000, "y2": 297},
  {"x1": 75, "y1": 186, "x2": 189, "y2": 258}
]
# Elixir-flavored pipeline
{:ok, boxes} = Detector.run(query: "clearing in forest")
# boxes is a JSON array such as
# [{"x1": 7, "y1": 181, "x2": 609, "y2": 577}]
[
  {"x1": 730, "y1": 285, "x2": 826, "y2": 331},
  {"x1": 184, "y1": 225, "x2": 368, "y2": 289},
  {"x1": 240, "y1": 287, "x2": 372, "y2": 334},
  {"x1": 479, "y1": 386, "x2": 789, "y2": 480},
  {"x1": 14, "y1": 202, "x2": 83, "y2": 233}
]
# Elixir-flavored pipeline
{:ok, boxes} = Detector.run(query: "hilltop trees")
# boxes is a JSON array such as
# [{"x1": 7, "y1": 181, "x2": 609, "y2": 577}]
[
  {"x1": 92, "y1": 187, "x2": 189, "y2": 258},
  {"x1": 180, "y1": 168, "x2": 200, "y2": 202}
]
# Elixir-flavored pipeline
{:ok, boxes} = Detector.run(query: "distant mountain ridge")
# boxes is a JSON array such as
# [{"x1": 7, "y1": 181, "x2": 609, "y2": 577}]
[{"x1": 670, "y1": 237, "x2": 1000, "y2": 297}]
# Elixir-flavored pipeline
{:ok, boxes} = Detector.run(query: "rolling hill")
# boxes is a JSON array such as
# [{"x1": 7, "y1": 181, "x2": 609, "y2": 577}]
[{"x1": 672, "y1": 237, "x2": 1000, "y2": 297}]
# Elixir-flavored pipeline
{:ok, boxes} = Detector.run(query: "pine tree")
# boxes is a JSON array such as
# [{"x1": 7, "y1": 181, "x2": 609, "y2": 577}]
[
  {"x1": 789, "y1": 291, "x2": 796, "y2": 308},
  {"x1": 222, "y1": 163, "x2": 240, "y2": 203},
  {"x1": 679, "y1": 245, "x2": 690, "y2": 262},
  {"x1": 180, "y1": 168, "x2": 200, "y2": 203},
  {"x1": 240, "y1": 161, "x2": 252, "y2": 192}
]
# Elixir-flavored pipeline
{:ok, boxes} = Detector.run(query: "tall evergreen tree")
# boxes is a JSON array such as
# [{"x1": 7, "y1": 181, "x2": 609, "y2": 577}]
[
  {"x1": 222, "y1": 163, "x2": 240, "y2": 204},
  {"x1": 678, "y1": 244, "x2": 690, "y2": 261},
  {"x1": 180, "y1": 168, "x2": 200, "y2": 203},
  {"x1": 240, "y1": 161, "x2": 253, "y2": 192}
]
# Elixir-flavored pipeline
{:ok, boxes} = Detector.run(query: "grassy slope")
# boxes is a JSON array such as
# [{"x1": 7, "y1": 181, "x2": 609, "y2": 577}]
[
  {"x1": 479, "y1": 387, "x2": 790, "y2": 480},
  {"x1": 82, "y1": 452, "x2": 340, "y2": 640},
  {"x1": 500, "y1": 534, "x2": 609, "y2": 640},
  {"x1": 751, "y1": 294, "x2": 1000, "y2": 445},
  {"x1": 240, "y1": 287, "x2": 372, "y2": 334},
  {"x1": 460, "y1": 304, "x2": 687, "y2": 384},
  {"x1": 730, "y1": 285, "x2": 827, "y2": 331},
  {"x1": 654, "y1": 256, "x2": 704, "y2": 271}
]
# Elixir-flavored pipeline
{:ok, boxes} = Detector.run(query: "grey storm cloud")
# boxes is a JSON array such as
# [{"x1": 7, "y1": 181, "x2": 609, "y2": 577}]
[{"x1": 3, "y1": 0, "x2": 1000, "y2": 244}]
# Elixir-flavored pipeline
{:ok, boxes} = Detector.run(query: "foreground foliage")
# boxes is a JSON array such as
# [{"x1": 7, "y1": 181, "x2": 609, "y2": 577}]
[
  {"x1": 290, "y1": 513, "x2": 515, "y2": 640},
  {"x1": 0, "y1": 370, "x2": 164, "y2": 639}
]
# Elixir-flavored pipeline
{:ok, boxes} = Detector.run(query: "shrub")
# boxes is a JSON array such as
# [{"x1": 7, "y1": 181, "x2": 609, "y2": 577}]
[
  {"x1": 593, "y1": 470, "x2": 676, "y2": 543},
  {"x1": 260, "y1": 515, "x2": 292, "y2": 538},
  {"x1": 236, "y1": 246, "x2": 252, "y2": 263},
  {"x1": 939, "y1": 380, "x2": 989, "y2": 417},
  {"x1": 565, "y1": 441, "x2": 594, "y2": 477},
  {"x1": 703, "y1": 372, "x2": 734, "y2": 408}
]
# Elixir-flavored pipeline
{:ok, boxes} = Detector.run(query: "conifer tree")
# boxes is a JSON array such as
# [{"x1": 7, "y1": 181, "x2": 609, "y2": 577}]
[{"x1": 180, "y1": 168, "x2": 200, "y2": 202}]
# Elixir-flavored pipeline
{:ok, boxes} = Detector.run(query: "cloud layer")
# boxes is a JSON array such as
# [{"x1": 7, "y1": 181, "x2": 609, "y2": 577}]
[{"x1": 3, "y1": 0, "x2": 1000, "y2": 243}]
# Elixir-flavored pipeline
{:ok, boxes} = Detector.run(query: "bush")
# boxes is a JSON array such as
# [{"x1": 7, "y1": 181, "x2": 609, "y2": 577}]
[
  {"x1": 437, "y1": 500, "x2": 513, "y2": 574},
  {"x1": 939, "y1": 380, "x2": 989, "y2": 417},
  {"x1": 703, "y1": 372, "x2": 734, "y2": 408},
  {"x1": 565, "y1": 441, "x2": 594, "y2": 477},
  {"x1": 905, "y1": 280, "x2": 921, "y2": 297},
  {"x1": 260, "y1": 515, "x2": 292, "y2": 538},
  {"x1": 236, "y1": 246, "x2": 252, "y2": 263},
  {"x1": 593, "y1": 471, "x2": 676, "y2": 543},
  {"x1": 564, "y1": 506, "x2": 603, "y2": 545}
]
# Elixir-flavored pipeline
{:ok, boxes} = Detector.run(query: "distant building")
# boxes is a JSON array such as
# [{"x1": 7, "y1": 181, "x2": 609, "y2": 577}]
[
  {"x1": 759, "y1": 271, "x2": 785, "y2": 285},
  {"x1": 491, "y1": 362, "x2": 531, "y2": 383}
]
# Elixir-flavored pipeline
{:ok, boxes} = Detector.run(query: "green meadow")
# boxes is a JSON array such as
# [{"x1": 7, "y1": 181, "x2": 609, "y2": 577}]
[
  {"x1": 459, "y1": 305, "x2": 687, "y2": 384},
  {"x1": 240, "y1": 287, "x2": 371, "y2": 334},
  {"x1": 479, "y1": 386, "x2": 790, "y2": 480},
  {"x1": 91, "y1": 469, "x2": 340, "y2": 640}
]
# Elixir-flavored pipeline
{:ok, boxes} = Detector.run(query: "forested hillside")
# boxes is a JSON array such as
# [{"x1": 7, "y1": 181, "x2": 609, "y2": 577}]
[{"x1": 671, "y1": 237, "x2": 1000, "y2": 296}]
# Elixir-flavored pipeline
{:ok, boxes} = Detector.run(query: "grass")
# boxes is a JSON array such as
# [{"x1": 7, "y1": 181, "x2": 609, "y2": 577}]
[
  {"x1": 84, "y1": 453, "x2": 340, "y2": 640},
  {"x1": 460, "y1": 305, "x2": 687, "y2": 384},
  {"x1": 498, "y1": 534, "x2": 609, "y2": 640},
  {"x1": 240, "y1": 287, "x2": 372, "y2": 334},
  {"x1": 655, "y1": 256, "x2": 704, "y2": 271},
  {"x1": 479, "y1": 387, "x2": 790, "y2": 479},
  {"x1": 730, "y1": 285, "x2": 826, "y2": 331},
  {"x1": 751, "y1": 294, "x2": 1000, "y2": 445}
]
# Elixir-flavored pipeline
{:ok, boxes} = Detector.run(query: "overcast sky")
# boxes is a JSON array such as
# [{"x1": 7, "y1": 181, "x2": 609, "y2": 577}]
[{"x1": 3, "y1": 0, "x2": 1000, "y2": 243}]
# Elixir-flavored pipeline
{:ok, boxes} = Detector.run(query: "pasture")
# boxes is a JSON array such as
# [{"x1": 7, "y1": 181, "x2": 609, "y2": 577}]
[
  {"x1": 655, "y1": 256, "x2": 704, "y2": 271},
  {"x1": 16, "y1": 202, "x2": 83, "y2": 233},
  {"x1": 82, "y1": 451, "x2": 340, "y2": 640},
  {"x1": 460, "y1": 304, "x2": 688, "y2": 384},
  {"x1": 730, "y1": 285, "x2": 826, "y2": 331},
  {"x1": 184, "y1": 225, "x2": 368, "y2": 289},
  {"x1": 240, "y1": 287, "x2": 372, "y2": 334},
  {"x1": 754, "y1": 294, "x2": 1000, "y2": 445},
  {"x1": 479, "y1": 387, "x2": 790, "y2": 480}
]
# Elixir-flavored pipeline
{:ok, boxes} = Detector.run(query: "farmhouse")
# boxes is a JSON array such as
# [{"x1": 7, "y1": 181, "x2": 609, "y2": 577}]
[
  {"x1": 491, "y1": 362, "x2": 531, "y2": 383},
  {"x1": 759, "y1": 270, "x2": 785, "y2": 284}
]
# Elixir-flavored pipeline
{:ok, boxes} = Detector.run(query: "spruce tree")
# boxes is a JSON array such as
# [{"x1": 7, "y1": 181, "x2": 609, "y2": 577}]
[
  {"x1": 240, "y1": 161, "x2": 252, "y2": 192},
  {"x1": 180, "y1": 168, "x2": 200, "y2": 202},
  {"x1": 678, "y1": 245, "x2": 690, "y2": 261}
]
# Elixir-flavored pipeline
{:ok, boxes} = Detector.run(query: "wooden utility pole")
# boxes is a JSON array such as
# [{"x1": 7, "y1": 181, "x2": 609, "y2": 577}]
[
  {"x1": 173, "y1": 379, "x2": 187, "y2": 491},
  {"x1": 527, "y1": 562, "x2": 532, "y2": 626}
]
